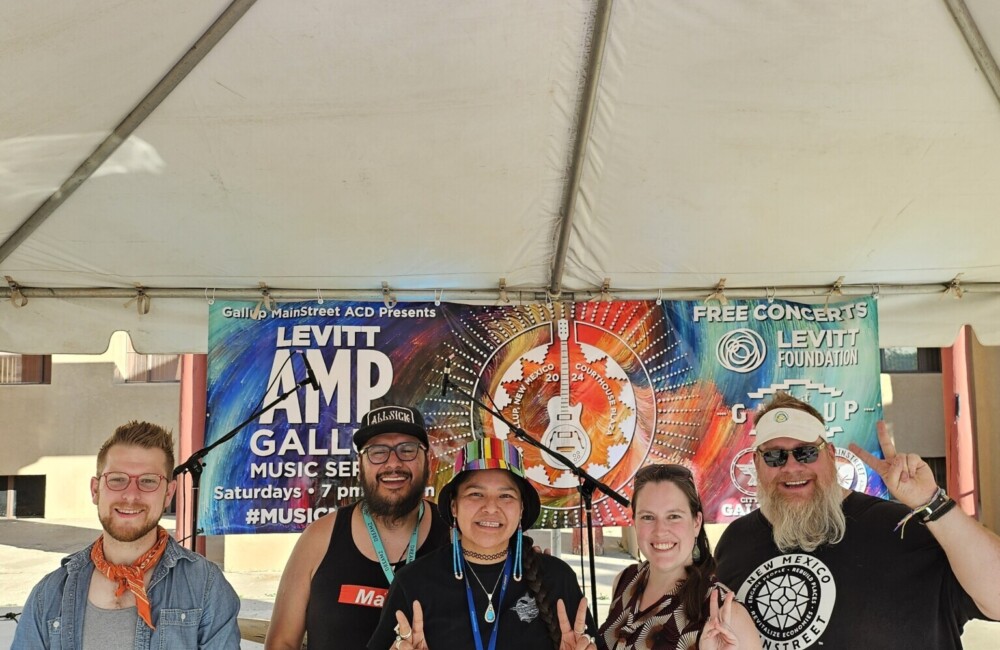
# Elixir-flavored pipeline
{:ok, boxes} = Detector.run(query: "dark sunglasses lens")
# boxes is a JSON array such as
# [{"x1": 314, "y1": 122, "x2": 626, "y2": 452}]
[
  {"x1": 792, "y1": 445, "x2": 821, "y2": 464},
  {"x1": 761, "y1": 450, "x2": 788, "y2": 468},
  {"x1": 636, "y1": 464, "x2": 693, "y2": 482},
  {"x1": 760, "y1": 444, "x2": 822, "y2": 468},
  {"x1": 661, "y1": 465, "x2": 692, "y2": 478}
]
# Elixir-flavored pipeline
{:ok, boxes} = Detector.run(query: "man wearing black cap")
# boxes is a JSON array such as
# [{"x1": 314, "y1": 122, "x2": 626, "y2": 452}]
[{"x1": 266, "y1": 405, "x2": 450, "y2": 650}]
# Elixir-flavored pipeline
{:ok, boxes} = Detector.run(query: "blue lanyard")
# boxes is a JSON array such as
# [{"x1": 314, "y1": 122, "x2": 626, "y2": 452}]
[
  {"x1": 361, "y1": 501, "x2": 423, "y2": 584},
  {"x1": 464, "y1": 554, "x2": 512, "y2": 650}
]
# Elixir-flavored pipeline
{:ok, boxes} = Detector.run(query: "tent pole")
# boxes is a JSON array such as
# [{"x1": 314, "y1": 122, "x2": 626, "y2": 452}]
[
  {"x1": 943, "y1": 0, "x2": 1000, "y2": 110},
  {"x1": 548, "y1": 0, "x2": 613, "y2": 299},
  {"x1": 0, "y1": 0, "x2": 260, "y2": 266}
]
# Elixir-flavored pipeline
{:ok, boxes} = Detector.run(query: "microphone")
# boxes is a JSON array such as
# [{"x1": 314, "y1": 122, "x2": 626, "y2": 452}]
[
  {"x1": 299, "y1": 351, "x2": 320, "y2": 391},
  {"x1": 441, "y1": 357, "x2": 452, "y2": 397}
]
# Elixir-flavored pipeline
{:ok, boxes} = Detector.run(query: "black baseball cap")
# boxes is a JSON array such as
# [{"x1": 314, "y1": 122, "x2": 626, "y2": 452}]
[{"x1": 352, "y1": 405, "x2": 429, "y2": 449}]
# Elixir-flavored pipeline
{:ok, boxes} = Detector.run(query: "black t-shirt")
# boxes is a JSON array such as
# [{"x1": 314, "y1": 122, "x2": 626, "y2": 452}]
[
  {"x1": 368, "y1": 544, "x2": 596, "y2": 650},
  {"x1": 305, "y1": 500, "x2": 449, "y2": 650},
  {"x1": 715, "y1": 491, "x2": 986, "y2": 649}
]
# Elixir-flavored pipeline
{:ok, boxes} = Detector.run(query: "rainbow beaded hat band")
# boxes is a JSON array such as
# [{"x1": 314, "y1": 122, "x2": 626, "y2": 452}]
[{"x1": 437, "y1": 437, "x2": 540, "y2": 531}]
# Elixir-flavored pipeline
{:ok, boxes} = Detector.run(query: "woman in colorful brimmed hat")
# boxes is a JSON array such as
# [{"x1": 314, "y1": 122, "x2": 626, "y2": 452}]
[{"x1": 369, "y1": 437, "x2": 597, "y2": 650}]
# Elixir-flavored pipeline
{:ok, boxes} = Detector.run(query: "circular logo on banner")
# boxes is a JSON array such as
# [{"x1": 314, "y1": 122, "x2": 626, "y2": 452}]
[
  {"x1": 445, "y1": 303, "x2": 703, "y2": 529},
  {"x1": 835, "y1": 447, "x2": 868, "y2": 492},
  {"x1": 717, "y1": 329, "x2": 767, "y2": 373},
  {"x1": 729, "y1": 447, "x2": 759, "y2": 496},
  {"x1": 737, "y1": 554, "x2": 836, "y2": 646}
]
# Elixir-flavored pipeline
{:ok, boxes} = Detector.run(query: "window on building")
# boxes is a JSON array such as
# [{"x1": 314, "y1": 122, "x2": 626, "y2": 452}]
[
  {"x1": 1, "y1": 475, "x2": 46, "y2": 518},
  {"x1": 0, "y1": 353, "x2": 51, "y2": 384},
  {"x1": 114, "y1": 339, "x2": 181, "y2": 383},
  {"x1": 879, "y1": 347, "x2": 941, "y2": 373}
]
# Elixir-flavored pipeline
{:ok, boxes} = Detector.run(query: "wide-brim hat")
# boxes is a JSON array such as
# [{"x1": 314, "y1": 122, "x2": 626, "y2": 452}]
[
  {"x1": 752, "y1": 407, "x2": 827, "y2": 449},
  {"x1": 353, "y1": 405, "x2": 429, "y2": 449},
  {"x1": 438, "y1": 437, "x2": 540, "y2": 531}
]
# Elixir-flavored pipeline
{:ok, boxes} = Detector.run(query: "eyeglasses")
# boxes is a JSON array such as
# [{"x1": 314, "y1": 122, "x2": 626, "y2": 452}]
[
  {"x1": 756, "y1": 441, "x2": 829, "y2": 468},
  {"x1": 101, "y1": 472, "x2": 168, "y2": 492},
  {"x1": 360, "y1": 442, "x2": 426, "y2": 465}
]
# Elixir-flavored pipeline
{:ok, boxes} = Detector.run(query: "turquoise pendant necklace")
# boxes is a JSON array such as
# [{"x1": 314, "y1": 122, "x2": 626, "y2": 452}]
[{"x1": 466, "y1": 563, "x2": 505, "y2": 622}]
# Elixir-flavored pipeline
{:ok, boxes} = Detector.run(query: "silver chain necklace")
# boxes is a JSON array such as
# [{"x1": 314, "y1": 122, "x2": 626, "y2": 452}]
[{"x1": 465, "y1": 562, "x2": 505, "y2": 623}]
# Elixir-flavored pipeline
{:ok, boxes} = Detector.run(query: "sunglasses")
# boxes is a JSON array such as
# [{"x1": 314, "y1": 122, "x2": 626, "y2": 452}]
[
  {"x1": 360, "y1": 441, "x2": 426, "y2": 465},
  {"x1": 635, "y1": 464, "x2": 693, "y2": 480},
  {"x1": 756, "y1": 441, "x2": 828, "y2": 468}
]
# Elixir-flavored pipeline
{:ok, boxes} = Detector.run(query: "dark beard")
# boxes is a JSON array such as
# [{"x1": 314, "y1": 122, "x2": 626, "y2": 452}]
[{"x1": 361, "y1": 462, "x2": 429, "y2": 522}]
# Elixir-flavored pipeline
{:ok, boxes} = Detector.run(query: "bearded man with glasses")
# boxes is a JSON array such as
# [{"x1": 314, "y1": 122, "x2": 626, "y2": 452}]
[
  {"x1": 267, "y1": 405, "x2": 449, "y2": 650},
  {"x1": 715, "y1": 392, "x2": 1000, "y2": 649},
  {"x1": 13, "y1": 421, "x2": 241, "y2": 649}
]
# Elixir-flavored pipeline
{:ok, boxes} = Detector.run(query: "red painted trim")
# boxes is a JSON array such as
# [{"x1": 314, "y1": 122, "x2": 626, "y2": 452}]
[
  {"x1": 177, "y1": 354, "x2": 208, "y2": 554},
  {"x1": 942, "y1": 327, "x2": 979, "y2": 517}
]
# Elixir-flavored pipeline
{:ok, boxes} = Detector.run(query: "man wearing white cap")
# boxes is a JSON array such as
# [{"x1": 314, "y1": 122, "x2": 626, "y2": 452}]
[{"x1": 715, "y1": 392, "x2": 1000, "y2": 649}]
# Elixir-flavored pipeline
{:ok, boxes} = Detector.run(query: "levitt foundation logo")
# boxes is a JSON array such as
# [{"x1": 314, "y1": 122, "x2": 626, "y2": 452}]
[{"x1": 716, "y1": 328, "x2": 767, "y2": 373}]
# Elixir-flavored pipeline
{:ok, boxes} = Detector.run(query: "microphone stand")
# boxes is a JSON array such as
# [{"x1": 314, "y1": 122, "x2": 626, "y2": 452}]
[
  {"x1": 173, "y1": 368, "x2": 315, "y2": 552},
  {"x1": 442, "y1": 374, "x2": 629, "y2": 623}
]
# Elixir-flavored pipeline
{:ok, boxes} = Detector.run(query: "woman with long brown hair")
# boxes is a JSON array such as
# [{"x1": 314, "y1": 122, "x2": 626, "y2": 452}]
[{"x1": 597, "y1": 465, "x2": 760, "y2": 650}]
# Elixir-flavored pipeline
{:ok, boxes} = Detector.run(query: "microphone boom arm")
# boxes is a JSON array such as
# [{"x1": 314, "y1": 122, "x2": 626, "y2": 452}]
[
  {"x1": 173, "y1": 364, "x2": 316, "y2": 551},
  {"x1": 441, "y1": 365, "x2": 630, "y2": 625},
  {"x1": 442, "y1": 376, "x2": 628, "y2": 509}
]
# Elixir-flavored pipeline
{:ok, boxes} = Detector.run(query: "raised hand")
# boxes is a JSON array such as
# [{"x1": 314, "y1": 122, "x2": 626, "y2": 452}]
[
  {"x1": 392, "y1": 601, "x2": 429, "y2": 650},
  {"x1": 700, "y1": 588, "x2": 739, "y2": 650},
  {"x1": 849, "y1": 421, "x2": 938, "y2": 509},
  {"x1": 556, "y1": 598, "x2": 595, "y2": 650}
]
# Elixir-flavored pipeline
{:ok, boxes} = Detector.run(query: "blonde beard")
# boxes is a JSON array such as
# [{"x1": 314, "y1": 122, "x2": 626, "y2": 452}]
[{"x1": 758, "y1": 475, "x2": 846, "y2": 553}]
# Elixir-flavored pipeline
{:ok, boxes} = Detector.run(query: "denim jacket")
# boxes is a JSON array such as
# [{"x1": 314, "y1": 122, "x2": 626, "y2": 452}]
[{"x1": 13, "y1": 535, "x2": 241, "y2": 649}]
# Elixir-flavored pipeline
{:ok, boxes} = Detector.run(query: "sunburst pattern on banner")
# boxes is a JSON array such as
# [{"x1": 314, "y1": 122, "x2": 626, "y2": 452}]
[{"x1": 425, "y1": 301, "x2": 708, "y2": 528}]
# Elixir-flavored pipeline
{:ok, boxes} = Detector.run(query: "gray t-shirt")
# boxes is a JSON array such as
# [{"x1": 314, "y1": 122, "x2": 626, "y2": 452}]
[{"x1": 82, "y1": 601, "x2": 138, "y2": 650}]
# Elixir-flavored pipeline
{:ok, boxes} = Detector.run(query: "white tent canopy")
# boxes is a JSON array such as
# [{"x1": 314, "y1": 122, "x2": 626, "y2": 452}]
[{"x1": 3, "y1": 0, "x2": 1000, "y2": 353}]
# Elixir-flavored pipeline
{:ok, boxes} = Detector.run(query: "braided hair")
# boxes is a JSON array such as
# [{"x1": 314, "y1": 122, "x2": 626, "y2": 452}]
[{"x1": 521, "y1": 542, "x2": 561, "y2": 650}]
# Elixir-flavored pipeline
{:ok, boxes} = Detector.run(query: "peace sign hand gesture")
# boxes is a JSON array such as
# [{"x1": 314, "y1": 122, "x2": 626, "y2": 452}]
[
  {"x1": 849, "y1": 421, "x2": 938, "y2": 509},
  {"x1": 392, "y1": 601, "x2": 429, "y2": 650},
  {"x1": 556, "y1": 598, "x2": 595, "y2": 650},
  {"x1": 700, "y1": 588, "x2": 740, "y2": 650}
]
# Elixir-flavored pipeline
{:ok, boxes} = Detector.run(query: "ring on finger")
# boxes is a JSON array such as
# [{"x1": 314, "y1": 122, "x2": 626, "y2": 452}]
[
  {"x1": 582, "y1": 633, "x2": 594, "y2": 646},
  {"x1": 394, "y1": 638, "x2": 403, "y2": 650},
  {"x1": 394, "y1": 624, "x2": 413, "y2": 640}
]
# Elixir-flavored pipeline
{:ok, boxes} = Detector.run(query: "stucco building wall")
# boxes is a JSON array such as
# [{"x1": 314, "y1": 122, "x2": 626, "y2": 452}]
[{"x1": 0, "y1": 361, "x2": 179, "y2": 518}]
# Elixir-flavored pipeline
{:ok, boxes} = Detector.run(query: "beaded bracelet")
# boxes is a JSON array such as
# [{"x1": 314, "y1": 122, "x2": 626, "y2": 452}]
[{"x1": 893, "y1": 487, "x2": 956, "y2": 539}]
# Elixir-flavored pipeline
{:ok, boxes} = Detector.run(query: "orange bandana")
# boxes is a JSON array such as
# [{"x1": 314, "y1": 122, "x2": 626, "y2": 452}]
[{"x1": 90, "y1": 526, "x2": 169, "y2": 629}]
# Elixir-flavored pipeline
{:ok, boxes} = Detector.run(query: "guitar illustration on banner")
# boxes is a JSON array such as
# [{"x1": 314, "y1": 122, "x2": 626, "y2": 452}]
[{"x1": 541, "y1": 318, "x2": 592, "y2": 469}]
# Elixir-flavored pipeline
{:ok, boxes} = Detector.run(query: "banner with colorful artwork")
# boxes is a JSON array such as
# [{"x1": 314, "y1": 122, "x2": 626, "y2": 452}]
[{"x1": 202, "y1": 298, "x2": 883, "y2": 534}]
